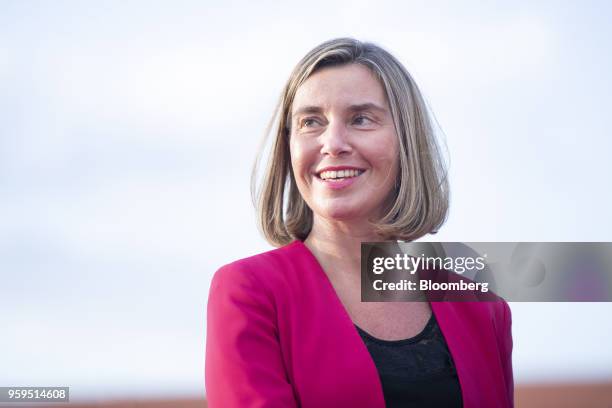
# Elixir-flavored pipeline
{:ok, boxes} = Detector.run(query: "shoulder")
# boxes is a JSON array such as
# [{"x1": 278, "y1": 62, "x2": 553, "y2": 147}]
[
  {"x1": 436, "y1": 297, "x2": 510, "y2": 323},
  {"x1": 454, "y1": 299, "x2": 512, "y2": 348},
  {"x1": 490, "y1": 298, "x2": 512, "y2": 339},
  {"x1": 447, "y1": 294, "x2": 511, "y2": 327},
  {"x1": 429, "y1": 267, "x2": 511, "y2": 333},
  {"x1": 208, "y1": 240, "x2": 312, "y2": 322},
  {"x1": 210, "y1": 240, "x2": 306, "y2": 294}
]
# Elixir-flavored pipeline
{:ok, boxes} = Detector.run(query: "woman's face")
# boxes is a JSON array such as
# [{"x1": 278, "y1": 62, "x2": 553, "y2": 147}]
[{"x1": 289, "y1": 63, "x2": 399, "y2": 223}]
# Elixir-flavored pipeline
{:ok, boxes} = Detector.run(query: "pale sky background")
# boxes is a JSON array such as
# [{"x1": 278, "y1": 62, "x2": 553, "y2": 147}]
[{"x1": 1, "y1": 0, "x2": 611, "y2": 402}]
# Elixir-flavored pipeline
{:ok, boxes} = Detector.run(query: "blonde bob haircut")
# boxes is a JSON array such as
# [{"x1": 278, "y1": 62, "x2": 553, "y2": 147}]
[{"x1": 252, "y1": 38, "x2": 449, "y2": 247}]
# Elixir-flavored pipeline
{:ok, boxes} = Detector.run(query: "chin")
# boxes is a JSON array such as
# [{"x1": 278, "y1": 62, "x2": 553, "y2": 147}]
[{"x1": 320, "y1": 205, "x2": 364, "y2": 221}]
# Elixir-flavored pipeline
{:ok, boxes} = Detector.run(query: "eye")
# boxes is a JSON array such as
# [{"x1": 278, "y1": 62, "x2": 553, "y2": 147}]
[
  {"x1": 352, "y1": 115, "x2": 374, "y2": 126},
  {"x1": 300, "y1": 117, "x2": 322, "y2": 129}
]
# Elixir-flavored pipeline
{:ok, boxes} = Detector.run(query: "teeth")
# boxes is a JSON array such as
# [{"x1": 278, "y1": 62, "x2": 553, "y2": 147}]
[{"x1": 319, "y1": 169, "x2": 364, "y2": 180}]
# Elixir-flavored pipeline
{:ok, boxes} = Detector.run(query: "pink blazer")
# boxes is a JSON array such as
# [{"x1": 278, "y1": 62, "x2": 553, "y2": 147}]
[{"x1": 206, "y1": 240, "x2": 514, "y2": 407}]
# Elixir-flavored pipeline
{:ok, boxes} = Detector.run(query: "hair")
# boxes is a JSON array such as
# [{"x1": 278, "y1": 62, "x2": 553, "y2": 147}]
[{"x1": 251, "y1": 37, "x2": 449, "y2": 247}]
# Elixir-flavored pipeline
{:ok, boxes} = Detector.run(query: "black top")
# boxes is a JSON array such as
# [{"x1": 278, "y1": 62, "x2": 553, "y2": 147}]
[{"x1": 355, "y1": 313, "x2": 463, "y2": 408}]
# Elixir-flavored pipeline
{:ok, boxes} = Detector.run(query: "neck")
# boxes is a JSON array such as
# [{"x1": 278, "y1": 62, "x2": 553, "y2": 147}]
[{"x1": 304, "y1": 215, "x2": 388, "y2": 278}]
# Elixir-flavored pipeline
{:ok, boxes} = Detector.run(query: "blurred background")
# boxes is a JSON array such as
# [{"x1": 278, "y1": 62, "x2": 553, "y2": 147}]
[{"x1": 1, "y1": 0, "x2": 611, "y2": 406}]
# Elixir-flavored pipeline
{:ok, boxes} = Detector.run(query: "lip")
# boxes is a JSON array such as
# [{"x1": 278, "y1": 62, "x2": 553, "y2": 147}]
[{"x1": 314, "y1": 167, "x2": 366, "y2": 190}]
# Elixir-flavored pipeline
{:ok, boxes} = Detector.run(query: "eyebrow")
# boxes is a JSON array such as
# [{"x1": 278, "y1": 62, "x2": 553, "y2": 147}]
[
  {"x1": 292, "y1": 102, "x2": 388, "y2": 118},
  {"x1": 347, "y1": 103, "x2": 388, "y2": 114}
]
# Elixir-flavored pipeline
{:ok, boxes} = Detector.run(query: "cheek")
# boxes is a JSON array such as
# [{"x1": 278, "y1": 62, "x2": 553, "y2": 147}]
[
  {"x1": 368, "y1": 137, "x2": 399, "y2": 173},
  {"x1": 289, "y1": 140, "x2": 312, "y2": 186},
  {"x1": 290, "y1": 139, "x2": 316, "y2": 173}
]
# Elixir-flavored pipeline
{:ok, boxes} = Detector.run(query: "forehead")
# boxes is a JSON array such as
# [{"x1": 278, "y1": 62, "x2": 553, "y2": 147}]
[{"x1": 292, "y1": 63, "x2": 388, "y2": 111}]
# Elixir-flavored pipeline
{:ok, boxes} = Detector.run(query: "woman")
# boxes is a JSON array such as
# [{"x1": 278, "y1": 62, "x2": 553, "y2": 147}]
[{"x1": 206, "y1": 38, "x2": 513, "y2": 407}]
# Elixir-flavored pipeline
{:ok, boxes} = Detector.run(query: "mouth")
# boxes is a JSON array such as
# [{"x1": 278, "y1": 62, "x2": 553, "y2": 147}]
[{"x1": 316, "y1": 168, "x2": 366, "y2": 181}]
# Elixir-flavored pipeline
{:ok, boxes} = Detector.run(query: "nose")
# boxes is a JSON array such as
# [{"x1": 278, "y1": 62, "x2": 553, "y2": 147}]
[{"x1": 320, "y1": 120, "x2": 352, "y2": 157}]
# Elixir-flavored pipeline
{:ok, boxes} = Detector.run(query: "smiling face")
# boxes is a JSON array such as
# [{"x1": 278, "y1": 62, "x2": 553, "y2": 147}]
[{"x1": 289, "y1": 63, "x2": 399, "y2": 223}]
